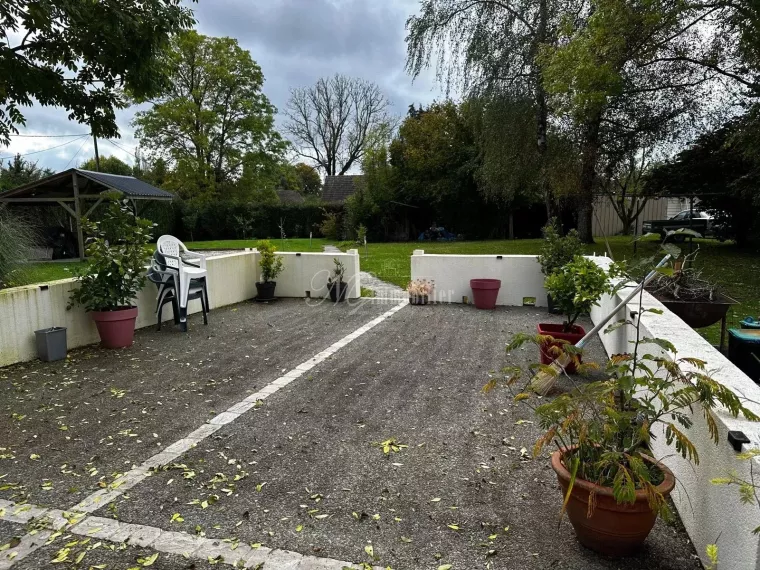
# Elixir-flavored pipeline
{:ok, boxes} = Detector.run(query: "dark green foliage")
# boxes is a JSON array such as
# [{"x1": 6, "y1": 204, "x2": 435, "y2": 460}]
[
  {"x1": 0, "y1": 155, "x2": 53, "y2": 191},
  {"x1": 69, "y1": 193, "x2": 154, "y2": 311},
  {"x1": 80, "y1": 155, "x2": 133, "y2": 176},
  {"x1": 537, "y1": 220, "x2": 583, "y2": 277},
  {"x1": 0, "y1": 1, "x2": 195, "y2": 145}
]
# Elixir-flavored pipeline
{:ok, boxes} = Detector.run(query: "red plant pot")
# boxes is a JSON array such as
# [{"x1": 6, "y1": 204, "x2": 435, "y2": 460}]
[
  {"x1": 469, "y1": 279, "x2": 501, "y2": 310},
  {"x1": 91, "y1": 307, "x2": 138, "y2": 349},
  {"x1": 537, "y1": 322, "x2": 585, "y2": 374}
]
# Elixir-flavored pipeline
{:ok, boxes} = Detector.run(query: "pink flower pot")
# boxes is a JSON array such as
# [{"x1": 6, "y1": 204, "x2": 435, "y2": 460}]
[
  {"x1": 91, "y1": 307, "x2": 138, "y2": 349},
  {"x1": 470, "y1": 279, "x2": 501, "y2": 310}
]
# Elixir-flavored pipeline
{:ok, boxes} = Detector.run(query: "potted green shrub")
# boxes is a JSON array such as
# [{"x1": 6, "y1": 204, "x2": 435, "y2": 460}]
[
  {"x1": 255, "y1": 240, "x2": 283, "y2": 301},
  {"x1": 539, "y1": 256, "x2": 618, "y2": 372},
  {"x1": 327, "y1": 258, "x2": 347, "y2": 302},
  {"x1": 537, "y1": 220, "x2": 583, "y2": 313},
  {"x1": 489, "y1": 272, "x2": 759, "y2": 557},
  {"x1": 68, "y1": 192, "x2": 154, "y2": 349}
]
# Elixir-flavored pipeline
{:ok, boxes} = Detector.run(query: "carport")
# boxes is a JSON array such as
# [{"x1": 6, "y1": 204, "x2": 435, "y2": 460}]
[{"x1": 0, "y1": 168, "x2": 173, "y2": 259}]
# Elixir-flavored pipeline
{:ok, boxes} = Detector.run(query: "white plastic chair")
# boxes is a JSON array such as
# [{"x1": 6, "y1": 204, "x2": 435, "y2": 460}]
[{"x1": 156, "y1": 235, "x2": 209, "y2": 330}]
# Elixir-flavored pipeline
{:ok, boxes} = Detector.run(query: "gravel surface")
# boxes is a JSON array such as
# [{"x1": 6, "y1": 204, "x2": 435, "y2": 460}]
[
  {"x1": 0, "y1": 520, "x2": 24, "y2": 549},
  {"x1": 95, "y1": 304, "x2": 701, "y2": 570},
  {"x1": 0, "y1": 299, "x2": 389, "y2": 508}
]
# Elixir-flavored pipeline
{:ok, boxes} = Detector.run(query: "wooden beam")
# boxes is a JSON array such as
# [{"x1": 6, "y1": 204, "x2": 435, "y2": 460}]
[
  {"x1": 84, "y1": 197, "x2": 104, "y2": 218},
  {"x1": 57, "y1": 200, "x2": 77, "y2": 218},
  {"x1": 0, "y1": 197, "x2": 75, "y2": 203},
  {"x1": 72, "y1": 172, "x2": 85, "y2": 259}
]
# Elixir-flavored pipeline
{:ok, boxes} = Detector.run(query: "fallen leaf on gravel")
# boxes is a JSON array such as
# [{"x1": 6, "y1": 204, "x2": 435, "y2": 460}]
[
  {"x1": 364, "y1": 544, "x2": 374, "y2": 558},
  {"x1": 447, "y1": 524, "x2": 460, "y2": 531},
  {"x1": 295, "y1": 525, "x2": 303, "y2": 532},
  {"x1": 430, "y1": 498, "x2": 441, "y2": 502},
  {"x1": 400, "y1": 536, "x2": 412, "y2": 543},
  {"x1": 438, "y1": 565, "x2": 452, "y2": 570}
]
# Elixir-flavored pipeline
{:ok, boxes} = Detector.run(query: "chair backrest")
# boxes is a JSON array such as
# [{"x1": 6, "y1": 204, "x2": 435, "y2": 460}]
[{"x1": 156, "y1": 235, "x2": 187, "y2": 270}]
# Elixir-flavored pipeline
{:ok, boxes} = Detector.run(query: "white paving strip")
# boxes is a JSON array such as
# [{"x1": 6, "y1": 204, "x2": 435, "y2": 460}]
[{"x1": 0, "y1": 300, "x2": 407, "y2": 569}]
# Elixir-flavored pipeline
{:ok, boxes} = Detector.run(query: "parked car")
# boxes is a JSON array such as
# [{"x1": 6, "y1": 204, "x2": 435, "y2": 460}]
[{"x1": 642, "y1": 210, "x2": 714, "y2": 241}]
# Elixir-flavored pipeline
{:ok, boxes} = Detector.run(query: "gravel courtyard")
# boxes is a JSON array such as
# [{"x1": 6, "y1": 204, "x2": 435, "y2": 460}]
[{"x1": 0, "y1": 300, "x2": 701, "y2": 570}]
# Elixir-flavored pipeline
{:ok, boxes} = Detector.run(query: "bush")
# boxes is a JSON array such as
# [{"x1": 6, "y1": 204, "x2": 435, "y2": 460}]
[
  {"x1": 537, "y1": 219, "x2": 583, "y2": 277},
  {"x1": 0, "y1": 206, "x2": 38, "y2": 288},
  {"x1": 69, "y1": 193, "x2": 154, "y2": 311},
  {"x1": 319, "y1": 210, "x2": 342, "y2": 240},
  {"x1": 257, "y1": 239, "x2": 283, "y2": 283}
]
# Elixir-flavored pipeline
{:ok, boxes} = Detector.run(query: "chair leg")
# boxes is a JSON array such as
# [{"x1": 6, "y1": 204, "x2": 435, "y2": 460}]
[
  {"x1": 172, "y1": 298, "x2": 180, "y2": 325},
  {"x1": 157, "y1": 302, "x2": 163, "y2": 331},
  {"x1": 202, "y1": 283, "x2": 209, "y2": 325}
]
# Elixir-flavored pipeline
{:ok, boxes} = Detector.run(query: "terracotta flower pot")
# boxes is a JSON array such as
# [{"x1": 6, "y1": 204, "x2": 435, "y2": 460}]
[
  {"x1": 470, "y1": 279, "x2": 501, "y2": 310},
  {"x1": 91, "y1": 307, "x2": 138, "y2": 349},
  {"x1": 551, "y1": 448, "x2": 675, "y2": 557},
  {"x1": 537, "y1": 322, "x2": 585, "y2": 374}
]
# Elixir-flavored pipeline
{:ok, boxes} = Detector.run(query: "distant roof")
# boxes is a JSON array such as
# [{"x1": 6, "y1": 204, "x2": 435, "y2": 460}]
[
  {"x1": 322, "y1": 175, "x2": 364, "y2": 203},
  {"x1": 276, "y1": 189, "x2": 305, "y2": 204},
  {"x1": 0, "y1": 168, "x2": 173, "y2": 202}
]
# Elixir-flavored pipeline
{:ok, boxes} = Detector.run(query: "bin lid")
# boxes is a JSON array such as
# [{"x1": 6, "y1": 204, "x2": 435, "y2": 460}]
[
  {"x1": 34, "y1": 327, "x2": 67, "y2": 335},
  {"x1": 729, "y1": 328, "x2": 760, "y2": 343}
]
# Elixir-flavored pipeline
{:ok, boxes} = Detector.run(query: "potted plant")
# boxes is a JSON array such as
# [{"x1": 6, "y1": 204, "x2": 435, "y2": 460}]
[
  {"x1": 68, "y1": 192, "x2": 154, "y2": 349},
  {"x1": 327, "y1": 258, "x2": 347, "y2": 302},
  {"x1": 407, "y1": 279, "x2": 434, "y2": 305},
  {"x1": 537, "y1": 220, "x2": 583, "y2": 314},
  {"x1": 489, "y1": 274, "x2": 758, "y2": 557},
  {"x1": 540, "y1": 256, "x2": 619, "y2": 373},
  {"x1": 256, "y1": 240, "x2": 283, "y2": 301}
]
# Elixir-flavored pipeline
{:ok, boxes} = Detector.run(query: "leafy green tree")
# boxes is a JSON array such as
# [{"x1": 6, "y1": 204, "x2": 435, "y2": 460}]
[
  {"x1": 0, "y1": 154, "x2": 52, "y2": 191},
  {"x1": 645, "y1": 111, "x2": 760, "y2": 246},
  {"x1": 80, "y1": 155, "x2": 133, "y2": 176},
  {"x1": 0, "y1": 1, "x2": 195, "y2": 145},
  {"x1": 134, "y1": 31, "x2": 286, "y2": 201},
  {"x1": 292, "y1": 163, "x2": 322, "y2": 196}
]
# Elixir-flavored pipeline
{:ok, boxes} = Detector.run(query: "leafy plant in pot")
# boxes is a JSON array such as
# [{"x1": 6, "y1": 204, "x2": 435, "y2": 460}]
[
  {"x1": 327, "y1": 258, "x2": 347, "y2": 302},
  {"x1": 407, "y1": 279, "x2": 434, "y2": 305},
  {"x1": 488, "y1": 273, "x2": 759, "y2": 557},
  {"x1": 68, "y1": 192, "x2": 154, "y2": 349},
  {"x1": 540, "y1": 256, "x2": 620, "y2": 373},
  {"x1": 537, "y1": 219, "x2": 583, "y2": 314},
  {"x1": 256, "y1": 240, "x2": 283, "y2": 300}
]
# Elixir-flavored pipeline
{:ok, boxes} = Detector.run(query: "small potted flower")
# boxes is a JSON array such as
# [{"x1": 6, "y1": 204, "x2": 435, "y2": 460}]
[
  {"x1": 407, "y1": 279, "x2": 433, "y2": 305},
  {"x1": 68, "y1": 192, "x2": 154, "y2": 349},
  {"x1": 256, "y1": 240, "x2": 284, "y2": 301},
  {"x1": 537, "y1": 219, "x2": 583, "y2": 313},
  {"x1": 328, "y1": 258, "x2": 347, "y2": 302}
]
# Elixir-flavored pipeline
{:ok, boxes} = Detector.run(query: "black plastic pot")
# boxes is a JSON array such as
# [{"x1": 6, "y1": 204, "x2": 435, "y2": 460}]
[
  {"x1": 329, "y1": 281, "x2": 348, "y2": 302},
  {"x1": 547, "y1": 294, "x2": 562, "y2": 315},
  {"x1": 256, "y1": 281, "x2": 277, "y2": 301},
  {"x1": 409, "y1": 294, "x2": 429, "y2": 306}
]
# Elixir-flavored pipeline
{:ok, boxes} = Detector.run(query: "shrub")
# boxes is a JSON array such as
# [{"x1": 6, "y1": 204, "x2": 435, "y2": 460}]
[
  {"x1": 537, "y1": 219, "x2": 583, "y2": 277},
  {"x1": 69, "y1": 192, "x2": 154, "y2": 311},
  {"x1": 319, "y1": 210, "x2": 341, "y2": 240},
  {"x1": 0, "y1": 206, "x2": 38, "y2": 288},
  {"x1": 257, "y1": 239, "x2": 283, "y2": 283}
]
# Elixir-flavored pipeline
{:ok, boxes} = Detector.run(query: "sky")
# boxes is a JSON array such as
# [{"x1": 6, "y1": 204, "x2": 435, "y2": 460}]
[{"x1": 0, "y1": 0, "x2": 442, "y2": 172}]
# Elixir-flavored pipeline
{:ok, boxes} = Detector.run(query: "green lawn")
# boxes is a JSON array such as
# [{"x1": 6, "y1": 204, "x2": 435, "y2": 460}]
[{"x1": 352, "y1": 236, "x2": 760, "y2": 346}]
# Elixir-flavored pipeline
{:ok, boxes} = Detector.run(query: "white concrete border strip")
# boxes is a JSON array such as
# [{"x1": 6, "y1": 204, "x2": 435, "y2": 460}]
[{"x1": 1, "y1": 300, "x2": 408, "y2": 568}]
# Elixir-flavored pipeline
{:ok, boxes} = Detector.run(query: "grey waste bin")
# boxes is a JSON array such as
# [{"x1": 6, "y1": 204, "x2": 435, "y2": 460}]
[{"x1": 34, "y1": 327, "x2": 67, "y2": 362}]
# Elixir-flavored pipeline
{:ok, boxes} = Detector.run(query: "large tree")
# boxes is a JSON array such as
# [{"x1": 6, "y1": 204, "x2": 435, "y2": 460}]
[
  {"x1": 0, "y1": 154, "x2": 52, "y2": 191},
  {"x1": 133, "y1": 31, "x2": 286, "y2": 201},
  {"x1": 284, "y1": 74, "x2": 391, "y2": 176},
  {"x1": 0, "y1": 1, "x2": 195, "y2": 145},
  {"x1": 80, "y1": 155, "x2": 133, "y2": 176}
]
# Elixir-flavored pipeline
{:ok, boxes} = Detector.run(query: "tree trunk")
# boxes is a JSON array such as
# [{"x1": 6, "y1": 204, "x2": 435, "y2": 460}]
[
  {"x1": 577, "y1": 115, "x2": 602, "y2": 244},
  {"x1": 535, "y1": 0, "x2": 556, "y2": 223}
]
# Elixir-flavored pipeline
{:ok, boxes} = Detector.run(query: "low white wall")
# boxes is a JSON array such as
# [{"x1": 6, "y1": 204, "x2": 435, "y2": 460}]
[
  {"x1": 0, "y1": 250, "x2": 360, "y2": 368},
  {"x1": 410, "y1": 250, "x2": 548, "y2": 306},
  {"x1": 590, "y1": 257, "x2": 760, "y2": 569}
]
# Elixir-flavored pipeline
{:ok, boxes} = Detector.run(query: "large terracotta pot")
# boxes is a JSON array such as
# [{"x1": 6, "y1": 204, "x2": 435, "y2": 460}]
[
  {"x1": 469, "y1": 279, "x2": 501, "y2": 309},
  {"x1": 537, "y1": 322, "x2": 585, "y2": 374},
  {"x1": 551, "y1": 448, "x2": 675, "y2": 557},
  {"x1": 91, "y1": 307, "x2": 138, "y2": 349}
]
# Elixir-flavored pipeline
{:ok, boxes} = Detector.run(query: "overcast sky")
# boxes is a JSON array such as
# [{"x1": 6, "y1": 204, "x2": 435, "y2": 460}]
[{"x1": 1, "y1": 0, "x2": 442, "y2": 172}]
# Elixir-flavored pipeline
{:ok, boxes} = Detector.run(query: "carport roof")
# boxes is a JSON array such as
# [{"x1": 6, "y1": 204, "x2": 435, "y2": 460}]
[{"x1": 0, "y1": 168, "x2": 173, "y2": 202}]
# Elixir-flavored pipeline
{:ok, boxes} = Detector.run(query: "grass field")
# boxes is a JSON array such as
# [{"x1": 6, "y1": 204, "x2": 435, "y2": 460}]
[{"x1": 351, "y1": 236, "x2": 760, "y2": 346}]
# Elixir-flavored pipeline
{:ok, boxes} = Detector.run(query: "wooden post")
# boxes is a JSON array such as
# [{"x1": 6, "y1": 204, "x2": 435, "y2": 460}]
[{"x1": 72, "y1": 172, "x2": 85, "y2": 259}]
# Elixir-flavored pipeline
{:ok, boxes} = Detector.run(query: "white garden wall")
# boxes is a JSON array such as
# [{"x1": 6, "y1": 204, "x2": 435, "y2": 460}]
[
  {"x1": 590, "y1": 256, "x2": 760, "y2": 570},
  {"x1": 0, "y1": 250, "x2": 360, "y2": 368},
  {"x1": 410, "y1": 250, "x2": 549, "y2": 306}
]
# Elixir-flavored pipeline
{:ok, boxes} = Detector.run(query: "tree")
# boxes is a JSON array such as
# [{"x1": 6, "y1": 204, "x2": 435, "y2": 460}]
[
  {"x1": 293, "y1": 163, "x2": 322, "y2": 196},
  {"x1": 284, "y1": 74, "x2": 391, "y2": 176},
  {"x1": 133, "y1": 31, "x2": 286, "y2": 201},
  {"x1": 80, "y1": 155, "x2": 133, "y2": 176},
  {"x1": 0, "y1": 155, "x2": 52, "y2": 191},
  {"x1": 645, "y1": 111, "x2": 760, "y2": 246},
  {"x1": 0, "y1": 1, "x2": 195, "y2": 145},
  {"x1": 598, "y1": 150, "x2": 657, "y2": 235}
]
